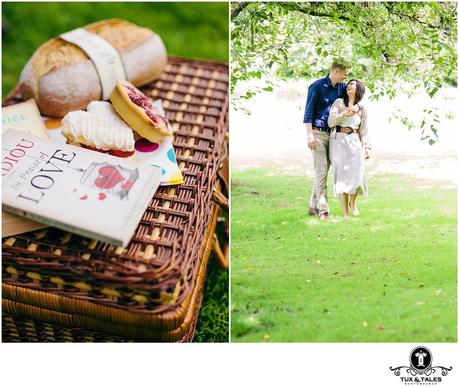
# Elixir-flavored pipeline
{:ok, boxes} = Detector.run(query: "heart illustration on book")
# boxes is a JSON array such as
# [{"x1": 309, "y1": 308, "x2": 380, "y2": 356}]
[
  {"x1": 121, "y1": 181, "x2": 134, "y2": 191},
  {"x1": 95, "y1": 166, "x2": 125, "y2": 189}
]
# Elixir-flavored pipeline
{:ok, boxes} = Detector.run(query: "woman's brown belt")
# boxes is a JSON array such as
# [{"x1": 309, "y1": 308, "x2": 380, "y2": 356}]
[{"x1": 335, "y1": 126, "x2": 359, "y2": 134}]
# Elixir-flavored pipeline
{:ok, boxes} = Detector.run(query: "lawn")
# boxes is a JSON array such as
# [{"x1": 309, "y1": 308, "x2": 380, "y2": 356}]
[
  {"x1": 231, "y1": 169, "x2": 457, "y2": 342},
  {"x1": 2, "y1": 1, "x2": 229, "y2": 343},
  {"x1": 195, "y1": 261, "x2": 229, "y2": 342}
]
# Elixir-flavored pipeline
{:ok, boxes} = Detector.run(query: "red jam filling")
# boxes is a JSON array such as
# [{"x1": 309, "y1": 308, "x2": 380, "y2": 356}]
[
  {"x1": 146, "y1": 109, "x2": 161, "y2": 124},
  {"x1": 81, "y1": 144, "x2": 134, "y2": 158},
  {"x1": 81, "y1": 144, "x2": 108, "y2": 153},
  {"x1": 124, "y1": 84, "x2": 170, "y2": 131},
  {"x1": 109, "y1": 149, "x2": 135, "y2": 158}
]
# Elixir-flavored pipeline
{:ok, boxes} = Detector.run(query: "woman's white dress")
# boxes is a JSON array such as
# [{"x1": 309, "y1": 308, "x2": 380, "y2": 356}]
[{"x1": 329, "y1": 114, "x2": 368, "y2": 196}]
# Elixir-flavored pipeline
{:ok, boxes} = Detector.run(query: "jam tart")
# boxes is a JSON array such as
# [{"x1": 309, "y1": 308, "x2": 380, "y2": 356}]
[{"x1": 110, "y1": 80, "x2": 172, "y2": 143}]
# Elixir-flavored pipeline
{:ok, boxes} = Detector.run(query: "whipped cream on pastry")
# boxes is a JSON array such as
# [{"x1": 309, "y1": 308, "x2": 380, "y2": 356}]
[{"x1": 62, "y1": 101, "x2": 135, "y2": 152}]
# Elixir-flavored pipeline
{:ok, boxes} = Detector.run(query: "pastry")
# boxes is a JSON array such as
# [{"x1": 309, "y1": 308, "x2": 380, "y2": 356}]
[
  {"x1": 61, "y1": 101, "x2": 135, "y2": 158},
  {"x1": 110, "y1": 80, "x2": 172, "y2": 143},
  {"x1": 20, "y1": 19, "x2": 167, "y2": 117}
]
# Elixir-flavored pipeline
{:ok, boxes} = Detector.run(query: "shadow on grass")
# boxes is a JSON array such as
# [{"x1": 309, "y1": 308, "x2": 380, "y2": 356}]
[{"x1": 231, "y1": 169, "x2": 457, "y2": 342}]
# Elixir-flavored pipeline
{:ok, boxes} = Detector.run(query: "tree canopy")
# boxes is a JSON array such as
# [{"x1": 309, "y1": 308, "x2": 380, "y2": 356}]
[{"x1": 231, "y1": 2, "x2": 457, "y2": 143}]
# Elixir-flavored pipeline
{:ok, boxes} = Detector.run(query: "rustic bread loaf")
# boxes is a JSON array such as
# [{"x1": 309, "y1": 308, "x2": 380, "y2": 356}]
[{"x1": 19, "y1": 19, "x2": 167, "y2": 117}]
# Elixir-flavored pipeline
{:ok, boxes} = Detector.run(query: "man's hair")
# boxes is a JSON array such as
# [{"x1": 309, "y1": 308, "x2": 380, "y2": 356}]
[{"x1": 331, "y1": 58, "x2": 351, "y2": 71}]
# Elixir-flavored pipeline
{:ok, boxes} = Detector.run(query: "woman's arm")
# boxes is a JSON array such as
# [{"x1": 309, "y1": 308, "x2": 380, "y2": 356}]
[{"x1": 327, "y1": 98, "x2": 348, "y2": 127}]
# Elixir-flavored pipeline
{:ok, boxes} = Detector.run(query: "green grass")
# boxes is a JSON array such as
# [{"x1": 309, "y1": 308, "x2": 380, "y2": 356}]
[
  {"x1": 194, "y1": 261, "x2": 229, "y2": 342},
  {"x1": 2, "y1": 1, "x2": 229, "y2": 342},
  {"x1": 2, "y1": 2, "x2": 229, "y2": 96},
  {"x1": 231, "y1": 169, "x2": 457, "y2": 342}
]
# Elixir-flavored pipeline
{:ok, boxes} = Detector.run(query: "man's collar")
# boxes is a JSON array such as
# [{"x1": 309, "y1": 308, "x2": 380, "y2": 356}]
[{"x1": 325, "y1": 75, "x2": 338, "y2": 88}]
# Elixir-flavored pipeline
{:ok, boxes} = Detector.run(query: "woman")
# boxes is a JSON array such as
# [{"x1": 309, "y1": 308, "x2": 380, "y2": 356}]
[{"x1": 328, "y1": 79, "x2": 371, "y2": 218}]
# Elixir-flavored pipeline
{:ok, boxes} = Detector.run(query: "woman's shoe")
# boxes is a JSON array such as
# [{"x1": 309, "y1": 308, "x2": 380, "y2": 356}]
[
  {"x1": 308, "y1": 207, "x2": 319, "y2": 216},
  {"x1": 350, "y1": 206, "x2": 360, "y2": 216},
  {"x1": 319, "y1": 212, "x2": 330, "y2": 221}
]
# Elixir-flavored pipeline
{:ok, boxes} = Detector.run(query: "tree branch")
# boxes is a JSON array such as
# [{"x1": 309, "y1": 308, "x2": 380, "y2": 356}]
[
  {"x1": 289, "y1": 3, "x2": 353, "y2": 24},
  {"x1": 231, "y1": 2, "x2": 250, "y2": 18},
  {"x1": 382, "y1": 2, "x2": 447, "y2": 30}
]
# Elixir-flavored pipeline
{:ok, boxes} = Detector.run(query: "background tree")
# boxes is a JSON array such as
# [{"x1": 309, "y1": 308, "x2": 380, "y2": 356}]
[{"x1": 231, "y1": 1, "x2": 457, "y2": 143}]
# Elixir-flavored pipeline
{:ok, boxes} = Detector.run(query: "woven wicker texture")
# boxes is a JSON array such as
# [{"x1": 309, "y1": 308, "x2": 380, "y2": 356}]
[{"x1": 2, "y1": 57, "x2": 229, "y2": 342}]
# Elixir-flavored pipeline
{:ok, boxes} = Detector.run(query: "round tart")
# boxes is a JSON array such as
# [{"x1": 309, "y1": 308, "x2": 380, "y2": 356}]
[{"x1": 110, "y1": 80, "x2": 172, "y2": 143}]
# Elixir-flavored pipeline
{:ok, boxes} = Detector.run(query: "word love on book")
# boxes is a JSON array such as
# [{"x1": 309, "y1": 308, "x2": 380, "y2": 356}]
[
  {"x1": 2, "y1": 129, "x2": 162, "y2": 246},
  {"x1": 3, "y1": 137, "x2": 76, "y2": 204}
]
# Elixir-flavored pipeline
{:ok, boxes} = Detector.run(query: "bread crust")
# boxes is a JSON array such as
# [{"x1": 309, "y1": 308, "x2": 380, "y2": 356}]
[{"x1": 19, "y1": 19, "x2": 167, "y2": 117}]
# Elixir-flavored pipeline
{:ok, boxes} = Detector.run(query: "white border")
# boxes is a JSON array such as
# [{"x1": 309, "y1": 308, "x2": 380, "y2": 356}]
[{"x1": 1, "y1": 1, "x2": 458, "y2": 387}]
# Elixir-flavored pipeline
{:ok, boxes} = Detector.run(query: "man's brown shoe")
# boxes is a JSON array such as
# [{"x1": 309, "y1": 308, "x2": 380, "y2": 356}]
[
  {"x1": 308, "y1": 207, "x2": 319, "y2": 216},
  {"x1": 319, "y1": 212, "x2": 330, "y2": 221}
]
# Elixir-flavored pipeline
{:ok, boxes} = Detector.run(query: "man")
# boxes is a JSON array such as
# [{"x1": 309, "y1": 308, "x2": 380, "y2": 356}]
[{"x1": 303, "y1": 58, "x2": 352, "y2": 221}]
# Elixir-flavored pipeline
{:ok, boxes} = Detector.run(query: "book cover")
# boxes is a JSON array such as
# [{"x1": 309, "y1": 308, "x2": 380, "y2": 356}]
[
  {"x1": 2, "y1": 99, "x2": 50, "y2": 237},
  {"x1": 2, "y1": 129, "x2": 162, "y2": 246},
  {"x1": 2, "y1": 99, "x2": 49, "y2": 138}
]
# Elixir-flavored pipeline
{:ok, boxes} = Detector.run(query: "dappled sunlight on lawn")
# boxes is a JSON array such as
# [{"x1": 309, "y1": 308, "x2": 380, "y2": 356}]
[
  {"x1": 306, "y1": 215, "x2": 362, "y2": 225},
  {"x1": 231, "y1": 172, "x2": 456, "y2": 342}
]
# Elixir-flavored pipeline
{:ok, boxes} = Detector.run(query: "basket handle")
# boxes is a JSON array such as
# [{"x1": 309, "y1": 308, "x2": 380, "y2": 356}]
[
  {"x1": 218, "y1": 133, "x2": 229, "y2": 194},
  {"x1": 212, "y1": 133, "x2": 229, "y2": 209},
  {"x1": 212, "y1": 233, "x2": 229, "y2": 269},
  {"x1": 211, "y1": 134, "x2": 229, "y2": 268},
  {"x1": 212, "y1": 187, "x2": 228, "y2": 210},
  {"x1": 210, "y1": 187, "x2": 229, "y2": 268}
]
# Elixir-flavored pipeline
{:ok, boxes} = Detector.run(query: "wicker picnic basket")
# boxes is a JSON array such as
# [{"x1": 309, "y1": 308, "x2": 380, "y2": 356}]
[{"x1": 1, "y1": 57, "x2": 229, "y2": 342}]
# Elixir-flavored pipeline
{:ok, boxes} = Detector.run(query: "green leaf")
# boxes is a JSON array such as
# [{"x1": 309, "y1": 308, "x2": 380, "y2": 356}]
[
  {"x1": 231, "y1": 0, "x2": 457, "y2": 144},
  {"x1": 428, "y1": 86, "x2": 439, "y2": 97}
]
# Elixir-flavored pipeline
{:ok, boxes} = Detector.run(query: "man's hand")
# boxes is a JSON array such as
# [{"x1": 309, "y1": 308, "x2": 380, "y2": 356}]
[
  {"x1": 308, "y1": 133, "x2": 317, "y2": 150},
  {"x1": 364, "y1": 149, "x2": 370, "y2": 159}
]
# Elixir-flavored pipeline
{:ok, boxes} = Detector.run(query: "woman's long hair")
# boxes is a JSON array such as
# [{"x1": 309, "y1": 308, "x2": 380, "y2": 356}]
[{"x1": 343, "y1": 79, "x2": 365, "y2": 107}]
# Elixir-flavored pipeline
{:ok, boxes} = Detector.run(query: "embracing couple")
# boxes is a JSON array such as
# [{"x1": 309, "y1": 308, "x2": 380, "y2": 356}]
[{"x1": 303, "y1": 58, "x2": 371, "y2": 220}]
